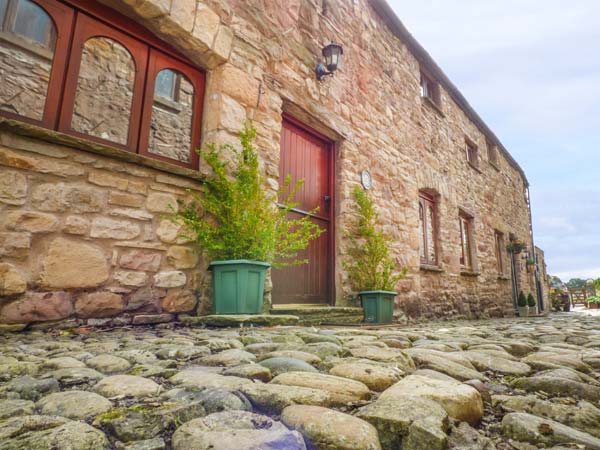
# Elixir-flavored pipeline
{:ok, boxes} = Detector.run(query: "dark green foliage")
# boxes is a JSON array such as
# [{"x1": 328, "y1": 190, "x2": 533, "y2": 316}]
[
  {"x1": 173, "y1": 124, "x2": 323, "y2": 266},
  {"x1": 527, "y1": 292, "x2": 536, "y2": 307},
  {"x1": 566, "y1": 278, "x2": 587, "y2": 289},
  {"x1": 517, "y1": 291, "x2": 527, "y2": 307},
  {"x1": 344, "y1": 186, "x2": 407, "y2": 292}
]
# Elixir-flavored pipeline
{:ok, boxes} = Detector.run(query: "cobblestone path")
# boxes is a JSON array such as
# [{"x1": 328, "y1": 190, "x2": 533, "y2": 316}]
[{"x1": 1, "y1": 313, "x2": 599, "y2": 449}]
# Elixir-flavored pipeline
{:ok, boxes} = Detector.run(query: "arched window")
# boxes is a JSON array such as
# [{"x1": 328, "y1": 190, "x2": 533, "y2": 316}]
[
  {"x1": 0, "y1": 0, "x2": 58, "y2": 121},
  {"x1": 0, "y1": 0, "x2": 205, "y2": 169}
]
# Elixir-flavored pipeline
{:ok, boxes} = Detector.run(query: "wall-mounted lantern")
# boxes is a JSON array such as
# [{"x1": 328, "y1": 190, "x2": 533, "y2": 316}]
[{"x1": 315, "y1": 42, "x2": 343, "y2": 81}]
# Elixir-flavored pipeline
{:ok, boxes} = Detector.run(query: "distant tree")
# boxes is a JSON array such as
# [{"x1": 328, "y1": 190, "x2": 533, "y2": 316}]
[
  {"x1": 566, "y1": 278, "x2": 587, "y2": 289},
  {"x1": 594, "y1": 278, "x2": 600, "y2": 292}
]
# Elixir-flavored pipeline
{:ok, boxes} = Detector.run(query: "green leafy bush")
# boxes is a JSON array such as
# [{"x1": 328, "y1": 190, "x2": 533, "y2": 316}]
[
  {"x1": 587, "y1": 296, "x2": 600, "y2": 304},
  {"x1": 517, "y1": 291, "x2": 527, "y2": 307},
  {"x1": 174, "y1": 124, "x2": 323, "y2": 266},
  {"x1": 527, "y1": 292, "x2": 536, "y2": 307},
  {"x1": 344, "y1": 186, "x2": 407, "y2": 292}
]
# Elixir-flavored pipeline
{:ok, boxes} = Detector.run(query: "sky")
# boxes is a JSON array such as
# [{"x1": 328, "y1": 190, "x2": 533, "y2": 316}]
[{"x1": 389, "y1": 0, "x2": 600, "y2": 282}]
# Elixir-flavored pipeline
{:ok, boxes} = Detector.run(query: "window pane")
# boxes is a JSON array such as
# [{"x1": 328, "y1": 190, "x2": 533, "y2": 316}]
[
  {"x1": 147, "y1": 69, "x2": 194, "y2": 163},
  {"x1": 71, "y1": 37, "x2": 134, "y2": 145},
  {"x1": 13, "y1": 0, "x2": 56, "y2": 49},
  {"x1": 0, "y1": 0, "x2": 8, "y2": 28},
  {"x1": 427, "y1": 204, "x2": 436, "y2": 263},
  {"x1": 155, "y1": 68, "x2": 176, "y2": 100},
  {"x1": 419, "y1": 202, "x2": 425, "y2": 261},
  {"x1": 0, "y1": 0, "x2": 55, "y2": 121}
]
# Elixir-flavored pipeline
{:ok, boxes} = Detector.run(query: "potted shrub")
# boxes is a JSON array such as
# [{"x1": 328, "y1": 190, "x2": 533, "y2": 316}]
[
  {"x1": 345, "y1": 187, "x2": 407, "y2": 324},
  {"x1": 587, "y1": 296, "x2": 600, "y2": 309},
  {"x1": 174, "y1": 125, "x2": 323, "y2": 315},
  {"x1": 517, "y1": 291, "x2": 528, "y2": 317},
  {"x1": 525, "y1": 259, "x2": 536, "y2": 273},
  {"x1": 507, "y1": 241, "x2": 526, "y2": 254},
  {"x1": 527, "y1": 292, "x2": 537, "y2": 315}
]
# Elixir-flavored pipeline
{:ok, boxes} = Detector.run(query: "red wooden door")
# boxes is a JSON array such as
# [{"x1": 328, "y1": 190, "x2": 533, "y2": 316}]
[{"x1": 272, "y1": 118, "x2": 333, "y2": 305}]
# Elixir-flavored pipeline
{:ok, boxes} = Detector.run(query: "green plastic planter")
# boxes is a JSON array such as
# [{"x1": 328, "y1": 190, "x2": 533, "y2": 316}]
[
  {"x1": 361, "y1": 290, "x2": 396, "y2": 324},
  {"x1": 209, "y1": 260, "x2": 270, "y2": 315}
]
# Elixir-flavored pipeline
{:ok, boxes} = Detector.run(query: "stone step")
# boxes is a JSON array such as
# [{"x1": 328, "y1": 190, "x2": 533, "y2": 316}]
[
  {"x1": 270, "y1": 306, "x2": 364, "y2": 325},
  {"x1": 179, "y1": 314, "x2": 300, "y2": 328}
]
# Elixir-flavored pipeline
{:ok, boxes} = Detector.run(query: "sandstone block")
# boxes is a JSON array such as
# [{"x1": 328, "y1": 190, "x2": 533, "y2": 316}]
[
  {"x1": 114, "y1": 270, "x2": 148, "y2": 287},
  {"x1": 0, "y1": 291, "x2": 73, "y2": 324},
  {"x1": 156, "y1": 219, "x2": 188, "y2": 243},
  {"x1": 108, "y1": 207, "x2": 154, "y2": 221},
  {"x1": 126, "y1": 286, "x2": 164, "y2": 312},
  {"x1": 154, "y1": 271, "x2": 186, "y2": 288},
  {"x1": 108, "y1": 191, "x2": 144, "y2": 208},
  {"x1": 4, "y1": 211, "x2": 58, "y2": 233},
  {"x1": 89, "y1": 171, "x2": 128, "y2": 190},
  {"x1": 31, "y1": 183, "x2": 105, "y2": 212},
  {"x1": 192, "y1": 3, "x2": 220, "y2": 49},
  {"x1": 216, "y1": 64, "x2": 260, "y2": 107},
  {"x1": 131, "y1": 313, "x2": 174, "y2": 324},
  {"x1": 63, "y1": 216, "x2": 90, "y2": 235},
  {"x1": 160, "y1": 289, "x2": 197, "y2": 313},
  {"x1": 119, "y1": 250, "x2": 162, "y2": 271},
  {"x1": 0, "y1": 147, "x2": 84, "y2": 177},
  {"x1": 0, "y1": 232, "x2": 30, "y2": 258},
  {"x1": 146, "y1": 192, "x2": 178, "y2": 213},
  {"x1": 0, "y1": 263, "x2": 27, "y2": 296},
  {"x1": 90, "y1": 217, "x2": 140, "y2": 239},
  {"x1": 0, "y1": 170, "x2": 27, "y2": 205},
  {"x1": 212, "y1": 25, "x2": 233, "y2": 62},
  {"x1": 74, "y1": 292, "x2": 125, "y2": 318},
  {"x1": 40, "y1": 238, "x2": 109, "y2": 289},
  {"x1": 169, "y1": 0, "x2": 196, "y2": 32},
  {"x1": 166, "y1": 246, "x2": 198, "y2": 269}
]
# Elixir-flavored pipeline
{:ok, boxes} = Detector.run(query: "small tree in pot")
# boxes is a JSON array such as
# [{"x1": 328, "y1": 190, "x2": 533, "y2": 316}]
[
  {"x1": 345, "y1": 186, "x2": 407, "y2": 324},
  {"x1": 517, "y1": 291, "x2": 528, "y2": 317},
  {"x1": 527, "y1": 292, "x2": 537, "y2": 315},
  {"x1": 174, "y1": 124, "x2": 323, "y2": 315}
]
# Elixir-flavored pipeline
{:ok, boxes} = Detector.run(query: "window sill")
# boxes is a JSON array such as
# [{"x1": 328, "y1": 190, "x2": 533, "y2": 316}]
[
  {"x1": 497, "y1": 275, "x2": 511, "y2": 281},
  {"x1": 420, "y1": 264, "x2": 444, "y2": 273},
  {"x1": 489, "y1": 161, "x2": 500, "y2": 171},
  {"x1": 460, "y1": 270, "x2": 480, "y2": 277},
  {"x1": 0, "y1": 118, "x2": 204, "y2": 182},
  {"x1": 421, "y1": 96, "x2": 445, "y2": 117},
  {"x1": 467, "y1": 161, "x2": 482, "y2": 173}
]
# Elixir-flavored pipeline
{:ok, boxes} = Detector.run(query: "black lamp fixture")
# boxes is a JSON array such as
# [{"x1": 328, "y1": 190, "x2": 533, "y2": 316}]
[{"x1": 315, "y1": 42, "x2": 343, "y2": 81}]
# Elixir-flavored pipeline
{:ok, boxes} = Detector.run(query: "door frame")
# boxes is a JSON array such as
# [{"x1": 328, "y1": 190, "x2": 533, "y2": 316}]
[{"x1": 281, "y1": 113, "x2": 336, "y2": 306}]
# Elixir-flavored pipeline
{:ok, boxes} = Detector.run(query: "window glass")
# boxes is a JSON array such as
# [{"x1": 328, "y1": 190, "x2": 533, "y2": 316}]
[
  {"x1": 0, "y1": 0, "x2": 55, "y2": 121},
  {"x1": 148, "y1": 68, "x2": 194, "y2": 163},
  {"x1": 460, "y1": 215, "x2": 472, "y2": 269},
  {"x1": 13, "y1": 0, "x2": 56, "y2": 48},
  {"x1": 0, "y1": 0, "x2": 8, "y2": 28},
  {"x1": 71, "y1": 37, "x2": 134, "y2": 145},
  {"x1": 427, "y1": 203, "x2": 436, "y2": 263},
  {"x1": 155, "y1": 68, "x2": 177, "y2": 100},
  {"x1": 419, "y1": 202, "x2": 425, "y2": 261}
]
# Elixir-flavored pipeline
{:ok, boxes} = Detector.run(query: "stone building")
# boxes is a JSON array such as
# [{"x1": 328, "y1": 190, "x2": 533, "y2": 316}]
[{"x1": 0, "y1": 0, "x2": 539, "y2": 328}]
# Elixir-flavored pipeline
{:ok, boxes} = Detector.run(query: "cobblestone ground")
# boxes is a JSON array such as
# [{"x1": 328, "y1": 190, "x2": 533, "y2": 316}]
[{"x1": 1, "y1": 313, "x2": 599, "y2": 450}]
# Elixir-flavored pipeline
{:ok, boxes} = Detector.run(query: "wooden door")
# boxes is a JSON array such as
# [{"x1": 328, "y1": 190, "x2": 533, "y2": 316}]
[{"x1": 272, "y1": 118, "x2": 333, "y2": 305}]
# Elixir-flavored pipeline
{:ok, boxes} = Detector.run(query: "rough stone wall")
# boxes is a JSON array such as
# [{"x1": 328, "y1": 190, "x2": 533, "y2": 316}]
[
  {"x1": 0, "y1": 131, "x2": 211, "y2": 327},
  {"x1": 0, "y1": 0, "x2": 538, "y2": 325}
]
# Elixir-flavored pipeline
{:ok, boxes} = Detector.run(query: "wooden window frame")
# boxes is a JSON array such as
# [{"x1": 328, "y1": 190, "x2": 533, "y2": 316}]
[
  {"x1": 420, "y1": 70, "x2": 441, "y2": 106},
  {"x1": 0, "y1": 0, "x2": 205, "y2": 169},
  {"x1": 419, "y1": 192, "x2": 438, "y2": 267},
  {"x1": 465, "y1": 138, "x2": 479, "y2": 169},
  {"x1": 459, "y1": 211, "x2": 474, "y2": 271}
]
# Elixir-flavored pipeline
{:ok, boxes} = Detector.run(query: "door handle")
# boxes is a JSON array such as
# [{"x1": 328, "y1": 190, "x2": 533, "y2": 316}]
[{"x1": 323, "y1": 195, "x2": 331, "y2": 202}]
